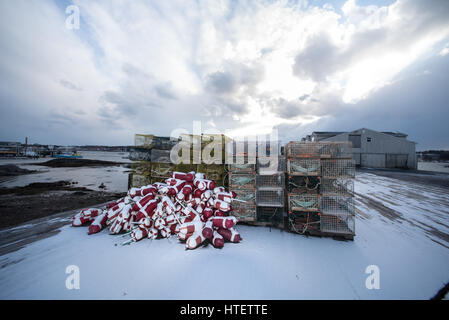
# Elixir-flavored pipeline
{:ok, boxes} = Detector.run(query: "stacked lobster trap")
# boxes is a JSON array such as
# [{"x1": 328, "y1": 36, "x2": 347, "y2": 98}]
[
  {"x1": 285, "y1": 141, "x2": 355, "y2": 240},
  {"x1": 129, "y1": 134, "x2": 228, "y2": 188},
  {"x1": 255, "y1": 154, "x2": 286, "y2": 228},
  {"x1": 227, "y1": 142, "x2": 257, "y2": 223},
  {"x1": 128, "y1": 134, "x2": 356, "y2": 240},
  {"x1": 128, "y1": 134, "x2": 176, "y2": 187}
]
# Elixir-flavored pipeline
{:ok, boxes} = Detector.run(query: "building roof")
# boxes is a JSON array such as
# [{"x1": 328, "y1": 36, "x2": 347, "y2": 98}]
[
  {"x1": 351, "y1": 128, "x2": 416, "y2": 144},
  {"x1": 311, "y1": 131, "x2": 345, "y2": 135},
  {"x1": 381, "y1": 131, "x2": 408, "y2": 138}
]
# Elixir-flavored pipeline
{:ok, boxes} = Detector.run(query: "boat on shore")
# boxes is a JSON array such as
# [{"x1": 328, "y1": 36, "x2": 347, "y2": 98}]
[{"x1": 54, "y1": 153, "x2": 83, "y2": 159}]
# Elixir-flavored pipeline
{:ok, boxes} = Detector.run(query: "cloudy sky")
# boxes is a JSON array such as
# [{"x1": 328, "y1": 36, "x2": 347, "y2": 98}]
[{"x1": 0, "y1": 0, "x2": 448, "y2": 150}]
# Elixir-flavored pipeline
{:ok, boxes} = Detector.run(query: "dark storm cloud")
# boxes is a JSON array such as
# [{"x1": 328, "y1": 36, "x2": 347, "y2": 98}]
[
  {"x1": 266, "y1": 84, "x2": 343, "y2": 120},
  {"x1": 207, "y1": 71, "x2": 237, "y2": 94},
  {"x1": 280, "y1": 54, "x2": 449, "y2": 149},
  {"x1": 154, "y1": 83, "x2": 177, "y2": 100},
  {"x1": 293, "y1": 33, "x2": 341, "y2": 82},
  {"x1": 1, "y1": 0, "x2": 449, "y2": 148},
  {"x1": 224, "y1": 100, "x2": 248, "y2": 114},
  {"x1": 204, "y1": 62, "x2": 265, "y2": 116},
  {"x1": 292, "y1": 28, "x2": 388, "y2": 83},
  {"x1": 59, "y1": 79, "x2": 82, "y2": 91},
  {"x1": 205, "y1": 62, "x2": 265, "y2": 95},
  {"x1": 101, "y1": 90, "x2": 140, "y2": 115},
  {"x1": 293, "y1": 0, "x2": 449, "y2": 84},
  {"x1": 99, "y1": 70, "x2": 175, "y2": 119},
  {"x1": 265, "y1": 98, "x2": 306, "y2": 119}
]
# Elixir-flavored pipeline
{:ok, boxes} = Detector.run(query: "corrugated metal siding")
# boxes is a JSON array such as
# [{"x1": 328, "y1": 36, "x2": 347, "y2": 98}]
[
  {"x1": 361, "y1": 153, "x2": 385, "y2": 167},
  {"x1": 322, "y1": 129, "x2": 416, "y2": 169},
  {"x1": 385, "y1": 154, "x2": 408, "y2": 168}
]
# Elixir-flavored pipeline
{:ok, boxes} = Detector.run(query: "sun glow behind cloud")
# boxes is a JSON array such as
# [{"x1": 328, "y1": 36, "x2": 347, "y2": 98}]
[{"x1": 1, "y1": 0, "x2": 449, "y2": 145}]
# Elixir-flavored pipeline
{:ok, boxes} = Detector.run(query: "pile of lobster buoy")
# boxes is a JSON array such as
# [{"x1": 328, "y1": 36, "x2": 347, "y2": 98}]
[{"x1": 71, "y1": 171, "x2": 242, "y2": 250}]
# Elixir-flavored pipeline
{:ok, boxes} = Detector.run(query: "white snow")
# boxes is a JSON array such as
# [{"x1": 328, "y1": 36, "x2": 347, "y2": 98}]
[{"x1": 0, "y1": 171, "x2": 448, "y2": 299}]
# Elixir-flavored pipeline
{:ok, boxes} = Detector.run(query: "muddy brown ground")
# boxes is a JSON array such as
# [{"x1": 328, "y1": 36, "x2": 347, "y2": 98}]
[
  {"x1": 0, "y1": 181, "x2": 125, "y2": 229},
  {"x1": 0, "y1": 164, "x2": 36, "y2": 176},
  {"x1": 33, "y1": 158, "x2": 129, "y2": 168}
]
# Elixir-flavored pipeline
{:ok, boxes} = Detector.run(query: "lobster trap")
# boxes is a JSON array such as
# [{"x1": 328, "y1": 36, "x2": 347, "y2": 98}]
[
  {"x1": 320, "y1": 178, "x2": 354, "y2": 196},
  {"x1": 320, "y1": 159, "x2": 355, "y2": 178},
  {"x1": 319, "y1": 142, "x2": 353, "y2": 159},
  {"x1": 256, "y1": 173, "x2": 285, "y2": 189},
  {"x1": 135, "y1": 134, "x2": 175, "y2": 150},
  {"x1": 287, "y1": 176, "x2": 320, "y2": 193},
  {"x1": 288, "y1": 211, "x2": 321, "y2": 234},
  {"x1": 256, "y1": 189, "x2": 285, "y2": 207},
  {"x1": 287, "y1": 158, "x2": 320, "y2": 176},
  {"x1": 128, "y1": 173, "x2": 151, "y2": 189},
  {"x1": 201, "y1": 142, "x2": 225, "y2": 163},
  {"x1": 232, "y1": 201, "x2": 257, "y2": 222},
  {"x1": 256, "y1": 206, "x2": 284, "y2": 226},
  {"x1": 320, "y1": 213, "x2": 355, "y2": 238},
  {"x1": 233, "y1": 188, "x2": 256, "y2": 205},
  {"x1": 227, "y1": 163, "x2": 257, "y2": 173},
  {"x1": 129, "y1": 148, "x2": 152, "y2": 161},
  {"x1": 320, "y1": 195, "x2": 354, "y2": 215},
  {"x1": 129, "y1": 161, "x2": 152, "y2": 176},
  {"x1": 197, "y1": 164, "x2": 226, "y2": 185},
  {"x1": 229, "y1": 173, "x2": 256, "y2": 190},
  {"x1": 172, "y1": 163, "x2": 198, "y2": 173},
  {"x1": 150, "y1": 149, "x2": 171, "y2": 163},
  {"x1": 285, "y1": 142, "x2": 320, "y2": 158},
  {"x1": 257, "y1": 157, "x2": 286, "y2": 173},
  {"x1": 134, "y1": 134, "x2": 155, "y2": 149},
  {"x1": 150, "y1": 176, "x2": 169, "y2": 184},
  {"x1": 288, "y1": 193, "x2": 320, "y2": 212},
  {"x1": 151, "y1": 162, "x2": 174, "y2": 178}
]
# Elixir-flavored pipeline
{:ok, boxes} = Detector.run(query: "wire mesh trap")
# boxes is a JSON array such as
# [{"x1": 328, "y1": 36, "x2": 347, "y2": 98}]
[
  {"x1": 256, "y1": 206, "x2": 284, "y2": 225},
  {"x1": 288, "y1": 193, "x2": 320, "y2": 212},
  {"x1": 285, "y1": 142, "x2": 320, "y2": 158},
  {"x1": 233, "y1": 188, "x2": 256, "y2": 204},
  {"x1": 257, "y1": 157, "x2": 286, "y2": 173},
  {"x1": 128, "y1": 173, "x2": 152, "y2": 188},
  {"x1": 256, "y1": 174, "x2": 285, "y2": 189},
  {"x1": 229, "y1": 173, "x2": 256, "y2": 190},
  {"x1": 151, "y1": 162, "x2": 174, "y2": 178},
  {"x1": 287, "y1": 159, "x2": 320, "y2": 176},
  {"x1": 256, "y1": 189, "x2": 285, "y2": 207},
  {"x1": 320, "y1": 159, "x2": 355, "y2": 178},
  {"x1": 320, "y1": 195, "x2": 354, "y2": 215},
  {"x1": 320, "y1": 213, "x2": 355, "y2": 235},
  {"x1": 150, "y1": 149, "x2": 171, "y2": 163},
  {"x1": 227, "y1": 163, "x2": 257, "y2": 173},
  {"x1": 232, "y1": 202, "x2": 257, "y2": 222},
  {"x1": 318, "y1": 142, "x2": 353, "y2": 159},
  {"x1": 320, "y1": 178, "x2": 354, "y2": 196},
  {"x1": 288, "y1": 211, "x2": 321, "y2": 234},
  {"x1": 287, "y1": 176, "x2": 320, "y2": 193}
]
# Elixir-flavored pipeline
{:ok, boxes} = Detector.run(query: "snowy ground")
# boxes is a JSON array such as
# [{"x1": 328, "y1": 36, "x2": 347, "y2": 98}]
[{"x1": 0, "y1": 170, "x2": 448, "y2": 299}]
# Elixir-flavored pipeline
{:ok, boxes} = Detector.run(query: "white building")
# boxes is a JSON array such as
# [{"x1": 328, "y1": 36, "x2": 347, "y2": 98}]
[{"x1": 303, "y1": 128, "x2": 417, "y2": 169}]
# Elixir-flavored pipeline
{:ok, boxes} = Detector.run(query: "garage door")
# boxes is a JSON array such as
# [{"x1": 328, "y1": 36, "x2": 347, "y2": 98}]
[
  {"x1": 361, "y1": 154, "x2": 385, "y2": 168},
  {"x1": 385, "y1": 154, "x2": 408, "y2": 168}
]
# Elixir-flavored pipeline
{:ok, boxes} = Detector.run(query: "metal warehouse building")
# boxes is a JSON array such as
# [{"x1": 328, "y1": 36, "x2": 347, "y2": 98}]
[{"x1": 303, "y1": 128, "x2": 417, "y2": 169}]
